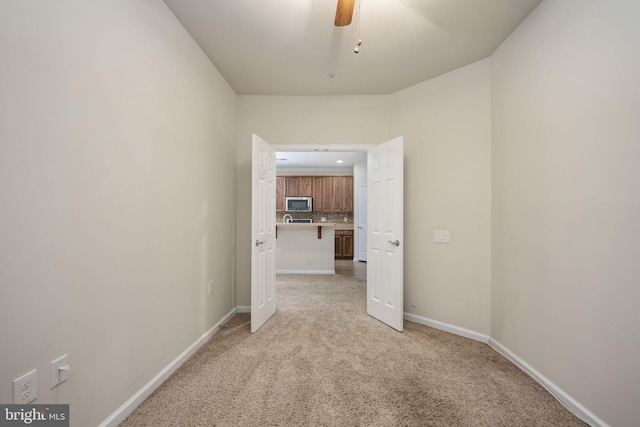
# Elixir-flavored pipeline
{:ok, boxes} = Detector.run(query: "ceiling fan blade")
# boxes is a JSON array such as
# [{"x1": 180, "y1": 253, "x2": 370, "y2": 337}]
[{"x1": 334, "y1": 0, "x2": 355, "y2": 27}]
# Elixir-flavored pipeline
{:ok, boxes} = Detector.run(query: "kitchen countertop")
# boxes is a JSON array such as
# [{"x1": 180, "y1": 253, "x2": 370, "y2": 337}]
[{"x1": 276, "y1": 222, "x2": 336, "y2": 227}]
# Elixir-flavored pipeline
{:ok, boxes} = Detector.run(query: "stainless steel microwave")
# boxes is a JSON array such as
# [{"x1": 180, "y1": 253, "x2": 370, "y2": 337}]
[{"x1": 286, "y1": 197, "x2": 312, "y2": 212}]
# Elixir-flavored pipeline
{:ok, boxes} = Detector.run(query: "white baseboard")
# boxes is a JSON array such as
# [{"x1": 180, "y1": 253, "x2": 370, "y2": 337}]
[
  {"x1": 403, "y1": 312, "x2": 490, "y2": 343},
  {"x1": 98, "y1": 308, "x2": 237, "y2": 427},
  {"x1": 488, "y1": 338, "x2": 608, "y2": 427},
  {"x1": 100, "y1": 306, "x2": 606, "y2": 427},
  {"x1": 276, "y1": 269, "x2": 335, "y2": 275},
  {"x1": 404, "y1": 313, "x2": 607, "y2": 426}
]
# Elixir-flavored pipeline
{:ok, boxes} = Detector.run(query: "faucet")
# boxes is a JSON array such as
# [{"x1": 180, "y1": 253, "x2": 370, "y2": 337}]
[{"x1": 282, "y1": 213, "x2": 293, "y2": 223}]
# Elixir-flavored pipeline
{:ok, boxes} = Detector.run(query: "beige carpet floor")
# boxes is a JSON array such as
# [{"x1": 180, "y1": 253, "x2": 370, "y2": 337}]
[{"x1": 120, "y1": 274, "x2": 587, "y2": 426}]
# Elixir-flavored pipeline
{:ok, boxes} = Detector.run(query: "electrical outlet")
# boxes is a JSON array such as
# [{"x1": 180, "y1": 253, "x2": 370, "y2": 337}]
[
  {"x1": 208, "y1": 280, "x2": 214, "y2": 295},
  {"x1": 433, "y1": 230, "x2": 450, "y2": 243},
  {"x1": 50, "y1": 354, "x2": 70, "y2": 389},
  {"x1": 13, "y1": 369, "x2": 37, "y2": 404}
]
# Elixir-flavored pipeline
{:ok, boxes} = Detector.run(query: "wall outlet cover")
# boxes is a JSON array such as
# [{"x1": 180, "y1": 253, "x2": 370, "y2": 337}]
[{"x1": 13, "y1": 369, "x2": 37, "y2": 404}]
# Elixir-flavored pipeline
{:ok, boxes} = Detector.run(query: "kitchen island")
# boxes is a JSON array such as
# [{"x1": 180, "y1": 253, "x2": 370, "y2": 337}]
[{"x1": 276, "y1": 223, "x2": 336, "y2": 274}]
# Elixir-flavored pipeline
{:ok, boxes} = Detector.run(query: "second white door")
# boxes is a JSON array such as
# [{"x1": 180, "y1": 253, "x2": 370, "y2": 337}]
[{"x1": 367, "y1": 136, "x2": 404, "y2": 331}]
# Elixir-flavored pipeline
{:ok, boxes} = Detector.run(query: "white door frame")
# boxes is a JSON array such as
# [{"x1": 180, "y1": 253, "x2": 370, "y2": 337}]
[{"x1": 357, "y1": 185, "x2": 367, "y2": 262}]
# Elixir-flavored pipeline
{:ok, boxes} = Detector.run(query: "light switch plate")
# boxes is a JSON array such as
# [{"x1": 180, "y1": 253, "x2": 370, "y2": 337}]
[{"x1": 50, "y1": 354, "x2": 70, "y2": 389}]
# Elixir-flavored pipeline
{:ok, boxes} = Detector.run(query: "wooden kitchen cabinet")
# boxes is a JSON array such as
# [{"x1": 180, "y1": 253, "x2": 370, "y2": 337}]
[
  {"x1": 343, "y1": 176, "x2": 354, "y2": 212},
  {"x1": 285, "y1": 176, "x2": 312, "y2": 197},
  {"x1": 285, "y1": 177, "x2": 298, "y2": 197},
  {"x1": 334, "y1": 229, "x2": 354, "y2": 259},
  {"x1": 332, "y1": 176, "x2": 354, "y2": 213},
  {"x1": 277, "y1": 175, "x2": 353, "y2": 213},
  {"x1": 276, "y1": 177, "x2": 286, "y2": 212},
  {"x1": 312, "y1": 177, "x2": 333, "y2": 212},
  {"x1": 298, "y1": 177, "x2": 313, "y2": 197}
]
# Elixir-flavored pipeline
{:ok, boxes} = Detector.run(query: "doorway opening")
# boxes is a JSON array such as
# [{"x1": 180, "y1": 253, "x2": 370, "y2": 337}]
[
  {"x1": 252, "y1": 137, "x2": 404, "y2": 333},
  {"x1": 274, "y1": 144, "x2": 371, "y2": 267}
]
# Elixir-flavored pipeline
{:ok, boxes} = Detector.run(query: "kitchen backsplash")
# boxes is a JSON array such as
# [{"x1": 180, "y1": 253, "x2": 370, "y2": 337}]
[{"x1": 276, "y1": 212, "x2": 354, "y2": 224}]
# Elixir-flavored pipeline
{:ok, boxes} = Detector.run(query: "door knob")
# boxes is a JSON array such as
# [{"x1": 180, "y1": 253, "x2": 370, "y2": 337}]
[
  {"x1": 255, "y1": 240, "x2": 266, "y2": 246},
  {"x1": 387, "y1": 240, "x2": 400, "y2": 247}
]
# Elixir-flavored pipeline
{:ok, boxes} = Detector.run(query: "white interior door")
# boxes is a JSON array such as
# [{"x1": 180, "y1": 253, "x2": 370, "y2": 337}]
[
  {"x1": 367, "y1": 136, "x2": 404, "y2": 331},
  {"x1": 251, "y1": 134, "x2": 276, "y2": 333},
  {"x1": 357, "y1": 185, "x2": 367, "y2": 261}
]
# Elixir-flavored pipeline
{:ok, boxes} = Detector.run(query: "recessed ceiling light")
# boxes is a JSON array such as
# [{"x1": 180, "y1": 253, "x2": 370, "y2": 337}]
[
  {"x1": 276, "y1": 158, "x2": 287, "y2": 161},
  {"x1": 336, "y1": 160, "x2": 343, "y2": 164}
]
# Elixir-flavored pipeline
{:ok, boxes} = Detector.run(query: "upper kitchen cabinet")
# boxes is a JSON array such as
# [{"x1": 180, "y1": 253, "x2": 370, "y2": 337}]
[
  {"x1": 298, "y1": 177, "x2": 313, "y2": 197},
  {"x1": 276, "y1": 177, "x2": 286, "y2": 212},
  {"x1": 332, "y1": 176, "x2": 354, "y2": 213},
  {"x1": 284, "y1": 176, "x2": 312, "y2": 197},
  {"x1": 312, "y1": 177, "x2": 333, "y2": 213},
  {"x1": 277, "y1": 175, "x2": 353, "y2": 213},
  {"x1": 285, "y1": 177, "x2": 298, "y2": 197}
]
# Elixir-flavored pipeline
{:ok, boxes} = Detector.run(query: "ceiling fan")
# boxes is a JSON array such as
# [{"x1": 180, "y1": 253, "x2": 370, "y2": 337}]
[{"x1": 334, "y1": 0, "x2": 356, "y2": 26}]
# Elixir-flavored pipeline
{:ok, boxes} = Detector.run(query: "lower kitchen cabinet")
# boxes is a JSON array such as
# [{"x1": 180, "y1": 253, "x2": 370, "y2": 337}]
[{"x1": 335, "y1": 229, "x2": 354, "y2": 259}]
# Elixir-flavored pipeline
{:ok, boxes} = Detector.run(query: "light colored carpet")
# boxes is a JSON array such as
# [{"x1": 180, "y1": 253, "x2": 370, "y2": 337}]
[{"x1": 120, "y1": 274, "x2": 587, "y2": 426}]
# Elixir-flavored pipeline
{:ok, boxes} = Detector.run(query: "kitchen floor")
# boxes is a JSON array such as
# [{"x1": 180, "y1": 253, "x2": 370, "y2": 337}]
[{"x1": 335, "y1": 259, "x2": 367, "y2": 281}]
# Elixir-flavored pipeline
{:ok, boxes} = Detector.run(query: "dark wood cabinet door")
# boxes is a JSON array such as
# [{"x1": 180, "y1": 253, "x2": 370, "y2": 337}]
[
  {"x1": 298, "y1": 177, "x2": 313, "y2": 197},
  {"x1": 322, "y1": 177, "x2": 333, "y2": 212},
  {"x1": 333, "y1": 177, "x2": 344, "y2": 212},
  {"x1": 334, "y1": 235, "x2": 342, "y2": 257},
  {"x1": 343, "y1": 233, "x2": 354, "y2": 258},
  {"x1": 285, "y1": 177, "x2": 298, "y2": 197},
  {"x1": 312, "y1": 177, "x2": 323, "y2": 212},
  {"x1": 344, "y1": 176, "x2": 354, "y2": 212},
  {"x1": 334, "y1": 230, "x2": 354, "y2": 259},
  {"x1": 276, "y1": 177, "x2": 286, "y2": 212}
]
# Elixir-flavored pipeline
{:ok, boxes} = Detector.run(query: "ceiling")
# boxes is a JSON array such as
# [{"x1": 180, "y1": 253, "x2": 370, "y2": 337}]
[
  {"x1": 276, "y1": 151, "x2": 367, "y2": 170},
  {"x1": 162, "y1": 0, "x2": 542, "y2": 95}
]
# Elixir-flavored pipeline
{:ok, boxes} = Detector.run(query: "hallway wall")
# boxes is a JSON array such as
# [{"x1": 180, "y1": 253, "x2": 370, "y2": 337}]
[
  {"x1": 491, "y1": 1, "x2": 640, "y2": 425},
  {"x1": 0, "y1": 2, "x2": 237, "y2": 425},
  {"x1": 390, "y1": 59, "x2": 492, "y2": 335}
]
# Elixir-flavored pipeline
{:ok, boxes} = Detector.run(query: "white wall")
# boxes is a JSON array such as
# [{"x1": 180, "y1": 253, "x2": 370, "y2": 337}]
[
  {"x1": 390, "y1": 59, "x2": 493, "y2": 335},
  {"x1": 0, "y1": 1, "x2": 237, "y2": 426},
  {"x1": 235, "y1": 96, "x2": 390, "y2": 306},
  {"x1": 491, "y1": 1, "x2": 640, "y2": 425}
]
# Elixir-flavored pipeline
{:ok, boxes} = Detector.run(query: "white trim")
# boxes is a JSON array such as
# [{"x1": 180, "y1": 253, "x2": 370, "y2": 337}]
[
  {"x1": 403, "y1": 312, "x2": 490, "y2": 343},
  {"x1": 277, "y1": 167, "x2": 355, "y2": 175},
  {"x1": 98, "y1": 308, "x2": 237, "y2": 427},
  {"x1": 276, "y1": 269, "x2": 335, "y2": 275},
  {"x1": 272, "y1": 144, "x2": 375, "y2": 152},
  {"x1": 488, "y1": 338, "x2": 608, "y2": 427},
  {"x1": 97, "y1": 306, "x2": 607, "y2": 427},
  {"x1": 404, "y1": 314, "x2": 607, "y2": 426}
]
